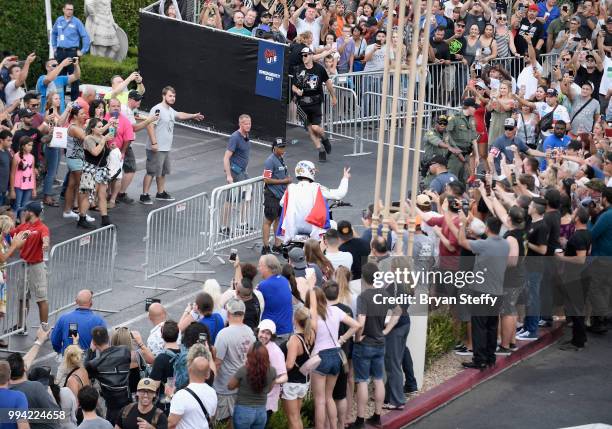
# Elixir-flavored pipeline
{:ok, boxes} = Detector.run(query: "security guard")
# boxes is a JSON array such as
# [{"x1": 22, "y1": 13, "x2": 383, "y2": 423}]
[
  {"x1": 446, "y1": 98, "x2": 480, "y2": 183},
  {"x1": 422, "y1": 115, "x2": 463, "y2": 187},
  {"x1": 262, "y1": 138, "x2": 291, "y2": 255}
]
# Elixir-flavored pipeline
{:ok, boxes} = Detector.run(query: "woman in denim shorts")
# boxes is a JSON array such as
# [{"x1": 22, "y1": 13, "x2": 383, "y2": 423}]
[
  {"x1": 62, "y1": 105, "x2": 88, "y2": 220},
  {"x1": 306, "y1": 283, "x2": 361, "y2": 429}
]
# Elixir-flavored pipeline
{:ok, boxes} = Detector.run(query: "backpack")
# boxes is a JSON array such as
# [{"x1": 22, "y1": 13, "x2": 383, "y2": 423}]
[{"x1": 172, "y1": 346, "x2": 190, "y2": 390}]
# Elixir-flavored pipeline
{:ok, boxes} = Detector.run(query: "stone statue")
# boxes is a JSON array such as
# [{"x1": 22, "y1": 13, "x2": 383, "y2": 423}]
[{"x1": 84, "y1": 0, "x2": 129, "y2": 61}]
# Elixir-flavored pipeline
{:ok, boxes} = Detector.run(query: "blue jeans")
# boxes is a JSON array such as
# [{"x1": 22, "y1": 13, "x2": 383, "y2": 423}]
[
  {"x1": 314, "y1": 347, "x2": 342, "y2": 376},
  {"x1": 233, "y1": 404, "x2": 267, "y2": 429},
  {"x1": 524, "y1": 271, "x2": 543, "y2": 334},
  {"x1": 13, "y1": 188, "x2": 32, "y2": 218},
  {"x1": 353, "y1": 343, "x2": 385, "y2": 383},
  {"x1": 0, "y1": 193, "x2": 7, "y2": 206},
  {"x1": 43, "y1": 146, "x2": 61, "y2": 197}
]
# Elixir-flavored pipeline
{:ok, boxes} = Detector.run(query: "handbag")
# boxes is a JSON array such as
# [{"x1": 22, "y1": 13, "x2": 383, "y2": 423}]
[
  {"x1": 535, "y1": 105, "x2": 558, "y2": 137},
  {"x1": 49, "y1": 126, "x2": 68, "y2": 148},
  {"x1": 298, "y1": 336, "x2": 320, "y2": 377}
]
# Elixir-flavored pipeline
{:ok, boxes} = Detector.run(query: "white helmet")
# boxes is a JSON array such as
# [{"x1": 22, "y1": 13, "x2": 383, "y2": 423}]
[{"x1": 295, "y1": 160, "x2": 316, "y2": 181}]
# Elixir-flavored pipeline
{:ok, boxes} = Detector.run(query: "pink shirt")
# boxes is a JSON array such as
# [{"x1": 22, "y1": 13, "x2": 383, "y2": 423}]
[
  {"x1": 13, "y1": 153, "x2": 35, "y2": 190},
  {"x1": 312, "y1": 305, "x2": 345, "y2": 354},
  {"x1": 266, "y1": 342, "x2": 286, "y2": 411},
  {"x1": 103, "y1": 112, "x2": 135, "y2": 151}
]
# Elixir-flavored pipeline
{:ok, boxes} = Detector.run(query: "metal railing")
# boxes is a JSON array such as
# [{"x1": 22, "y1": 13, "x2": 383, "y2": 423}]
[
  {"x1": 48, "y1": 225, "x2": 118, "y2": 317},
  {"x1": 323, "y1": 84, "x2": 364, "y2": 155},
  {"x1": 138, "y1": 192, "x2": 213, "y2": 290},
  {"x1": 0, "y1": 260, "x2": 28, "y2": 344},
  {"x1": 208, "y1": 176, "x2": 266, "y2": 262}
]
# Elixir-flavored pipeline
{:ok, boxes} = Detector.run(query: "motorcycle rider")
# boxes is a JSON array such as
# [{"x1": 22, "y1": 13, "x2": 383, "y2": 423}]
[{"x1": 278, "y1": 160, "x2": 350, "y2": 243}]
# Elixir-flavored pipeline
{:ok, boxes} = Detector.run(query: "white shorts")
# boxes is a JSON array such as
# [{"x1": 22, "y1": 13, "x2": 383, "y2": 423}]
[
  {"x1": 107, "y1": 148, "x2": 123, "y2": 180},
  {"x1": 281, "y1": 382, "x2": 309, "y2": 401}
]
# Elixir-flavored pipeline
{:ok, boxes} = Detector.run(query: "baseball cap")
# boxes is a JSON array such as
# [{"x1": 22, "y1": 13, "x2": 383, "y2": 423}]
[
  {"x1": 476, "y1": 81, "x2": 488, "y2": 90},
  {"x1": 416, "y1": 194, "x2": 432, "y2": 207},
  {"x1": 258, "y1": 319, "x2": 277, "y2": 335},
  {"x1": 528, "y1": 3, "x2": 538, "y2": 11},
  {"x1": 273, "y1": 137, "x2": 287, "y2": 148},
  {"x1": 137, "y1": 378, "x2": 159, "y2": 392},
  {"x1": 462, "y1": 97, "x2": 479, "y2": 108},
  {"x1": 437, "y1": 115, "x2": 448, "y2": 125},
  {"x1": 546, "y1": 88, "x2": 558, "y2": 97},
  {"x1": 429, "y1": 154, "x2": 448, "y2": 166},
  {"x1": 227, "y1": 298, "x2": 246, "y2": 315},
  {"x1": 585, "y1": 178, "x2": 606, "y2": 192},
  {"x1": 504, "y1": 118, "x2": 516, "y2": 128},
  {"x1": 337, "y1": 220, "x2": 353, "y2": 240},
  {"x1": 469, "y1": 218, "x2": 486, "y2": 236},
  {"x1": 301, "y1": 47, "x2": 313, "y2": 55},
  {"x1": 23, "y1": 201, "x2": 42, "y2": 216},
  {"x1": 288, "y1": 247, "x2": 307, "y2": 269},
  {"x1": 261, "y1": 11, "x2": 272, "y2": 17},
  {"x1": 18, "y1": 108, "x2": 35, "y2": 118},
  {"x1": 128, "y1": 90, "x2": 143, "y2": 101}
]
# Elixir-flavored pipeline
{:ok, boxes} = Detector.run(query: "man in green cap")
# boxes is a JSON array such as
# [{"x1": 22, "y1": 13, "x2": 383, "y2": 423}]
[
  {"x1": 422, "y1": 115, "x2": 463, "y2": 188},
  {"x1": 446, "y1": 98, "x2": 480, "y2": 183}
]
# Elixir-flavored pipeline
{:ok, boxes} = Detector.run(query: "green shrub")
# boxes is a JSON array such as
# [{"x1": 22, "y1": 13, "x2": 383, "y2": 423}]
[
  {"x1": 0, "y1": 0, "x2": 147, "y2": 87},
  {"x1": 79, "y1": 55, "x2": 138, "y2": 87},
  {"x1": 425, "y1": 310, "x2": 458, "y2": 367}
]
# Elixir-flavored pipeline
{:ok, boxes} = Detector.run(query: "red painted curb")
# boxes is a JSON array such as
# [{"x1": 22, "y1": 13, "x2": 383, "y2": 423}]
[{"x1": 379, "y1": 324, "x2": 565, "y2": 429}]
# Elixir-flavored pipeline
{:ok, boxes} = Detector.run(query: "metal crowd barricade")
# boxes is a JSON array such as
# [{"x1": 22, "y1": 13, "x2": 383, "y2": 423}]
[
  {"x1": 0, "y1": 260, "x2": 28, "y2": 347},
  {"x1": 208, "y1": 177, "x2": 265, "y2": 263},
  {"x1": 138, "y1": 192, "x2": 214, "y2": 290},
  {"x1": 425, "y1": 61, "x2": 471, "y2": 108},
  {"x1": 48, "y1": 225, "x2": 118, "y2": 317},
  {"x1": 323, "y1": 84, "x2": 365, "y2": 155}
]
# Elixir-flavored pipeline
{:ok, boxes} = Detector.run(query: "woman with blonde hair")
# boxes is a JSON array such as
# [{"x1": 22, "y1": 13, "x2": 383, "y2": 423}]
[
  {"x1": 62, "y1": 344, "x2": 91, "y2": 398},
  {"x1": 280, "y1": 306, "x2": 314, "y2": 429},
  {"x1": 334, "y1": 265, "x2": 353, "y2": 309},
  {"x1": 487, "y1": 80, "x2": 515, "y2": 145}
]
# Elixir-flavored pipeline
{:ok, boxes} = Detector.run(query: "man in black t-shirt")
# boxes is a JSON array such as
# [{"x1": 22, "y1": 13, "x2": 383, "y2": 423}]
[
  {"x1": 150, "y1": 320, "x2": 180, "y2": 412},
  {"x1": 11, "y1": 109, "x2": 43, "y2": 166},
  {"x1": 116, "y1": 378, "x2": 168, "y2": 429},
  {"x1": 541, "y1": 189, "x2": 562, "y2": 325},
  {"x1": 337, "y1": 220, "x2": 370, "y2": 281},
  {"x1": 292, "y1": 47, "x2": 337, "y2": 163},
  {"x1": 514, "y1": 4, "x2": 545, "y2": 55},
  {"x1": 555, "y1": 207, "x2": 591, "y2": 351},
  {"x1": 573, "y1": 52, "x2": 604, "y2": 95},
  {"x1": 519, "y1": 197, "x2": 549, "y2": 341},
  {"x1": 429, "y1": 27, "x2": 451, "y2": 105}
]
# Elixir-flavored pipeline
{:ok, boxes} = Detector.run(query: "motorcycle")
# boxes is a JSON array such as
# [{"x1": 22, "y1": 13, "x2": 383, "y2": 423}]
[{"x1": 280, "y1": 200, "x2": 352, "y2": 259}]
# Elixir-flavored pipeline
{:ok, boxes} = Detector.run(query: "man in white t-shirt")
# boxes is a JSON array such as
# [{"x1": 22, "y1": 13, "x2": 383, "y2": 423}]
[
  {"x1": 4, "y1": 53, "x2": 36, "y2": 105},
  {"x1": 168, "y1": 357, "x2": 217, "y2": 429},
  {"x1": 322, "y1": 228, "x2": 353, "y2": 270},
  {"x1": 444, "y1": 0, "x2": 463, "y2": 19},
  {"x1": 517, "y1": 60, "x2": 544, "y2": 100},
  {"x1": 363, "y1": 31, "x2": 389, "y2": 72},
  {"x1": 291, "y1": 2, "x2": 325, "y2": 49},
  {"x1": 518, "y1": 87, "x2": 571, "y2": 137},
  {"x1": 599, "y1": 54, "x2": 611, "y2": 113}
]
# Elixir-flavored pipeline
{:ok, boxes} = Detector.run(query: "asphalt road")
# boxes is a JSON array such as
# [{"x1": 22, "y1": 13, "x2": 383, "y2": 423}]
[{"x1": 409, "y1": 328, "x2": 612, "y2": 429}]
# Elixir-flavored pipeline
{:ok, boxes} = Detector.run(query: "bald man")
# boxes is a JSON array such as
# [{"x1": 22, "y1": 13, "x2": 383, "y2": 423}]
[
  {"x1": 168, "y1": 356, "x2": 217, "y2": 429},
  {"x1": 51, "y1": 289, "x2": 107, "y2": 354},
  {"x1": 147, "y1": 302, "x2": 170, "y2": 356}
]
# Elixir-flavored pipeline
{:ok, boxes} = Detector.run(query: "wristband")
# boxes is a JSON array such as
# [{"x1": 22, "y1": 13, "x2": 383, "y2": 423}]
[{"x1": 34, "y1": 340, "x2": 42, "y2": 346}]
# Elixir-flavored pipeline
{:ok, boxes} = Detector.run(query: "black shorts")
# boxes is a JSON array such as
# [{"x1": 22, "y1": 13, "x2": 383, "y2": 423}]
[
  {"x1": 332, "y1": 366, "x2": 348, "y2": 400},
  {"x1": 122, "y1": 146, "x2": 136, "y2": 173},
  {"x1": 300, "y1": 102, "x2": 322, "y2": 127},
  {"x1": 264, "y1": 189, "x2": 281, "y2": 221}
]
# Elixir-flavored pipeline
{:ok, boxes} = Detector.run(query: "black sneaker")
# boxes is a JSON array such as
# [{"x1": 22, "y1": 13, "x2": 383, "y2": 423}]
[
  {"x1": 156, "y1": 191, "x2": 175, "y2": 201},
  {"x1": 140, "y1": 194, "x2": 153, "y2": 205},
  {"x1": 117, "y1": 193, "x2": 134, "y2": 204},
  {"x1": 77, "y1": 218, "x2": 96, "y2": 229},
  {"x1": 404, "y1": 385, "x2": 418, "y2": 394},
  {"x1": 365, "y1": 414, "x2": 381, "y2": 427},
  {"x1": 559, "y1": 340, "x2": 585, "y2": 351},
  {"x1": 509, "y1": 343, "x2": 518, "y2": 351},
  {"x1": 261, "y1": 246, "x2": 271, "y2": 255},
  {"x1": 454, "y1": 346, "x2": 473, "y2": 356},
  {"x1": 495, "y1": 345, "x2": 512, "y2": 356},
  {"x1": 271, "y1": 245, "x2": 282, "y2": 255},
  {"x1": 453, "y1": 342, "x2": 466, "y2": 351},
  {"x1": 321, "y1": 137, "x2": 332, "y2": 154},
  {"x1": 346, "y1": 419, "x2": 365, "y2": 429},
  {"x1": 318, "y1": 151, "x2": 327, "y2": 162},
  {"x1": 101, "y1": 216, "x2": 112, "y2": 227}
]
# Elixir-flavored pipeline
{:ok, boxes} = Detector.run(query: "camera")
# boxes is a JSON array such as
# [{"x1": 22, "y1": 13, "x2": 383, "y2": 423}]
[
  {"x1": 447, "y1": 196, "x2": 460, "y2": 213},
  {"x1": 145, "y1": 298, "x2": 161, "y2": 311},
  {"x1": 69, "y1": 323, "x2": 78, "y2": 338}
]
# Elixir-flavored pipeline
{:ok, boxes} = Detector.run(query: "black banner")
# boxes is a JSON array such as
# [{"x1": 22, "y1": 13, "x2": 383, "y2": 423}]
[{"x1": 138, "y1": 11, "x2": 289, "y2": 142}]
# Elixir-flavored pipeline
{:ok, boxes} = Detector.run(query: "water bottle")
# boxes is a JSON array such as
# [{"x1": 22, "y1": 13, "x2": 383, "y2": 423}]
[{"x1": 43, "y1": 248, "x2": 49, "y2": 262}]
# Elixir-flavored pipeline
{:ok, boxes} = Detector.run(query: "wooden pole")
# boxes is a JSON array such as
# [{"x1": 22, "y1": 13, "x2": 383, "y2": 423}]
[
  {"x1": 371, "y1": 0, "x2": 399, "y2": 240},
  {"x1": 393, "y1": 0, "x2": 424, "y2": 256}
]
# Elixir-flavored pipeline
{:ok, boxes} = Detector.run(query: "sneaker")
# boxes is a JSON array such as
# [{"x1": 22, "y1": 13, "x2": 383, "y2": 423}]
[
  {"x1": 77, "y1": 218, "x2": 96, "y2": 229},
  {"x1": 271, "y1": 245, "x2": 282, "y2": 255},
  {"x1": 85, "y1": 214, "x2": 95, "y2": 223},
  {"x1": 117, "y1": 193, "x2": 134, "y2": 204},
  {"x1": 156, "y1": 191, "x2": 175, "y2": 201},
  {"x1": 559, "y1": 340, "x2": 584, "y2": 351},
  {"x1": 346, "y1": 420, "x2": 364, "y2": 429},
  {"x1": 538, "y1": 319, "x2": 552, "y2": 327},
  {"x1": 509, "y1": 343, "x2": 518, "y2": 351},
  {"x1": 404, "y1": 385, "x2": 418, "y2": 394},
  {"x1": 321, "y1": 137, "x2": 332, "y2": 154},
  {"x1": 261, "y1": 246, "x2": 271, "y2": 255},
  {"x1": 453, "y1": 343, "x2": 466, "y2": 351},
  {"x1": 454, "y1": 346, "x2": 473, "y2": 356},
  {"x1": 516, "y1": 330, "x2": 538, "y2": 341},
  {"x1": 318, "y1": 151, "x2": 327, "y2": 162},
  {"x1": 62, "y1": 211, "x2": 79, "y2": 220},
  {"x1": 365, "y1": 415, "x2": 381, "y2": 427},
  {"x1": 516, "y1": 325, "x2": 524, "y2": 332},
  {"x1": 515, "y1": 327, "x2": 526, "y2": 336},
  {"x1": 495, "y1": 345, "x2": 512, "y2": 356},
  {"x1": 140, "y1": 194, "x2": 153, "y2": 205}
]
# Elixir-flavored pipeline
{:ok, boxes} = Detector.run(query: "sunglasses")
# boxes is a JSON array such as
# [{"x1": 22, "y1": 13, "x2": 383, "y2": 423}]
[
  {"x1": 457, "y1": 24, "x2": 466, "y2": 27},
  {"x1": 562, "y1": 57, "x2": 571, "y2": 61},
  {"x1": 50, "y1": 64, "x2": 58, "y2": 68},
  {"x1": 302, "y1": 53, "x2": 312, "y2": 57},
  {"x1": 31, "y1": 104, "x2": 40, "y2": 108},
  {"x1": 498, "y1": 16, "x2": 507, "y2": 20}
]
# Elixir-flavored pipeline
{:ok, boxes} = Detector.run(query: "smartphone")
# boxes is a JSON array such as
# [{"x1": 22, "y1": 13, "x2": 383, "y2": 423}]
[
  {"x1": 69, "y1": 323, "x2": 78, "y2": 337},
  {"x1": 111, "y1": 111, "x2": 119, "y2": 119},
  {"x1": 21, "y1": 231, "x2": 30, "y2": 239},
  {"x1": 49, "y1": 107, "x2": 54, "y2": 115},
  {"x1": 229, "y1": 248, "x2": 238, "y2": 261},
  {"x1": 484, "y1": 181, "x2": 491, "y2": 196},
  {"x1": 145, "y1": 297, "x2": 161, "y2": 311},
  {"x1": 154, "y1": 109, "x2": 160, "y2": 115},
  {"x1": 199, "y1": 333, "x2": 208, "y2": 343},
  {"x1": 461, "y1": 200, "x2": 470, "y2": 215},
  {"x1": 510, "y1": 171, "x2": 517, "y2": 186}
]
